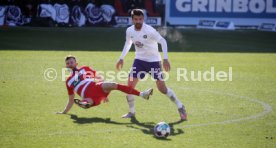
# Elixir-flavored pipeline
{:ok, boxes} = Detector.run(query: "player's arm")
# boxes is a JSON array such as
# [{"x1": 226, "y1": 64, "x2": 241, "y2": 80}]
[
  {"x1": 152, "y1": 29, "x2": 170, "y2": 71},
  {"x1": 57, "y1": 94, "x2": 75, "y2": 114},
  {"x1": 116, "y1": 29, "x2": 132, "y2": 70},
  {"x1": 159, "y1": 37, "x2": 170, "y2": 71},
  {"x1": 57, "y1": 82, "x2": 75, "y2": 114},
  {"x1": 94, "y1": 72, "x2": 104, "y2": 82},
  {"x1": 86, "y1": 66, "x2": 104, "y2": 82}
]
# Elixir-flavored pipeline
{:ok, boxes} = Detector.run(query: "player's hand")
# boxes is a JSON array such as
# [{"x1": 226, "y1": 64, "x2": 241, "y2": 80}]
[
  {"x1": 163, "y1": 59, "x2": 171, "y2": 72},
  {"x1": 116, "y1": 59, "x2": 124, "y2": 70}
]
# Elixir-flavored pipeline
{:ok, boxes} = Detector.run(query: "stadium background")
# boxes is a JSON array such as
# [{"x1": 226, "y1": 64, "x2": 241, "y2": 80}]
[
  {"x1": 0, "y1": 0, "x2": 276, "y2": 52},
  {"x1": 1, "y1": 0, "x2": 275, "y2": 28}
]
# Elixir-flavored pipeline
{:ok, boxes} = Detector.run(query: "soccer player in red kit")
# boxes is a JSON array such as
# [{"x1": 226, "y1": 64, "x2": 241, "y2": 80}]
[{"x1": 56, "y1": 55, "x2": 153, "y2": 114}]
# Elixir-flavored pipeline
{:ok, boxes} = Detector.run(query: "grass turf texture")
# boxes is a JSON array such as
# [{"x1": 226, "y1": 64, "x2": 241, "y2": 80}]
[
  {"x1": 0, "y1": 27, "x2": 276, "y2": 147},
  {"x1": 0, "y1": 51, "x2": 275, "y2": 147}
]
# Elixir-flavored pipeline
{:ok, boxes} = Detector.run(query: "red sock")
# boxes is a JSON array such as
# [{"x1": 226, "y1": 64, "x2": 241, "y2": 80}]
[{"x1": 116, "y1": 84, "x2": 140, "y2": 96}]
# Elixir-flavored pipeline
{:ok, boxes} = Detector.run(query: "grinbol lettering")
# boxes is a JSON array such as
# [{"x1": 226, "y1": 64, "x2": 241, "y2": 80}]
[{"x1": 176, "y1": 0, "x2": 276, "y2": 13}]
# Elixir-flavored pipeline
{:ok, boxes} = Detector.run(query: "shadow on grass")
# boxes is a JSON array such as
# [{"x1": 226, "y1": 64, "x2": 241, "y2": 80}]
[
  {"x1": 69, "y1": 114, "x2": 185, "y2": 140},
  {"x1": 128, "y1": 117, "x2": 185, "y2": 140},
  {"x1": 70, "y1": 114, "x2": 129, "y2": 125}
]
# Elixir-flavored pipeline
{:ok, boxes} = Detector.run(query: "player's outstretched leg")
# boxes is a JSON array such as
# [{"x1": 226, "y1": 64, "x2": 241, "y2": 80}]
[
  {"x1": 156, "y1": 80, "x2": 187, "y2": 121},
  {"x1": 167, "y1": 88, "x2": 187, "y2": 121},
  {"x1": 101, "y1": 82, "x2": 153, "y2": 100}
]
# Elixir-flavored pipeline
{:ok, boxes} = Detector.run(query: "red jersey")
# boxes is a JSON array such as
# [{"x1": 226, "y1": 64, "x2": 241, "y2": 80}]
[{"x1": 65, "y1": 66, "x2": 96, "y2": 98}]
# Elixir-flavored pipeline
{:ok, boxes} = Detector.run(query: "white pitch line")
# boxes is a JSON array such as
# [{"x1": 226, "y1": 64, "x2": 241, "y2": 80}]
[
  {"x1": 178, "y1": 87, "x2": 272, "y2": 128},
  {"x1": 0, "y1": 88, "x2": 272, "y2": 137}
]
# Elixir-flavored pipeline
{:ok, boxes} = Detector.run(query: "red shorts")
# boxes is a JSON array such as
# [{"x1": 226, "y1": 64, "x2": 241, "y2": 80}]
[{"x1": 83, "y1": 82, "x2": 110, "y2": 107}]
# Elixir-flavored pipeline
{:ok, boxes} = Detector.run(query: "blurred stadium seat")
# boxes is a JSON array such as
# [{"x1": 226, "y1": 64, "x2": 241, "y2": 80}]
[{"x1": 114, "y1": 0, "x2": 129, "y2": 16}]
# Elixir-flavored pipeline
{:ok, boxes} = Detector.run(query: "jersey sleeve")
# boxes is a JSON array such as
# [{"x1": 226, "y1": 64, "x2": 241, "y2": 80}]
[
  {"x1": 66, "y1": 80, "x2": 74, "y2": 95},
  {"x1": 126, "y1": 28, "x2": 133, "y2": 44},
  {"x1": 150, "y1": 28, "x2": 168, "y2": 59},
  {"x1": 150, "y1": 28, "x2": 163, "y2": 42},
  {"x1": 83, "y1": 66, "x2": 96, "y2": 78},
  {"x1": 119, "y1": 28, "x2": 133, "y2": 60}
]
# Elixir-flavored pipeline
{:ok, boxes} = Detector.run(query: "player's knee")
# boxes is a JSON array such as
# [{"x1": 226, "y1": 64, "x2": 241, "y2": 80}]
[
  {"x1": 109, "y1": 82, "x2": 118, "y2": 89},
  {"x1": 157, "y1": 85, "x2": 167, "y2": 94},
  {"x1": 102, "y1": 82, "x2": 117, "y2": 90}
]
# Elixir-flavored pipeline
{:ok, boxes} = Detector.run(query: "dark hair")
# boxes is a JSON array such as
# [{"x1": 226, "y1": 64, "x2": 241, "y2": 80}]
[
  {"x1": 65, "y1": 55, "x2": 76, "y2": 61},
  {"x1": 131, "y1": 9, "x2": 144, "y2": 18}
]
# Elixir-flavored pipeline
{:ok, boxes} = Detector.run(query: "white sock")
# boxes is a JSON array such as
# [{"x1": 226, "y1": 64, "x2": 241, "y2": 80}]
[
  {"x1": 127, "y1": 95, "x2": 135, "y2": 113},
  {"x1": 166, "y1": 88, "x2": 184, "y2": 109}
]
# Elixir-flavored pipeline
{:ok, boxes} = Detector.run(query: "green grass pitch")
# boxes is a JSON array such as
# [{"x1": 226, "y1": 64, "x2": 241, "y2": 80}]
[{"x1": 0, "y1": 27, "x2": 276, "y2": 147}]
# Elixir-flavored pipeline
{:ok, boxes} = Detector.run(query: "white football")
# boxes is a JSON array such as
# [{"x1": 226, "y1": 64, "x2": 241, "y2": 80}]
[{"x1": 154, "y1": 122, "x2": 171, "y2": 138}]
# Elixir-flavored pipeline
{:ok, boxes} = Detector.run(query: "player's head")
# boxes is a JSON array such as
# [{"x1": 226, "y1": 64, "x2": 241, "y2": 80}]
[
  {"x1": 131, "y1": 9, "x2": 144, "y2": 30},
  {"x1": 65, "y1": 55, "x2": 78, "y2": 69}
]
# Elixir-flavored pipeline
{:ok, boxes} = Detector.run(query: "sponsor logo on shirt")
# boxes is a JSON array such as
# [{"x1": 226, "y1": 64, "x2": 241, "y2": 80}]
[{"x1": 135, "y1": 41, "x2": 144, "y2": 48}]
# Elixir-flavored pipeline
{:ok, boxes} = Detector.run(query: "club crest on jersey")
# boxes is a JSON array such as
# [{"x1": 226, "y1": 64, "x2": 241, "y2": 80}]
[
  {"x1": 143, "y1": 35, "x2": 147, "y2": 39},
  {"x1": 135, "y1": 41, "x2": 144, "y2": 48}
]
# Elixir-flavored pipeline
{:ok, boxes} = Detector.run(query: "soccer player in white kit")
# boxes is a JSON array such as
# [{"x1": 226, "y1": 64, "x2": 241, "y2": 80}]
[{"x1": 116, "y1": 9, "x2": 187, "y2": 121}]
